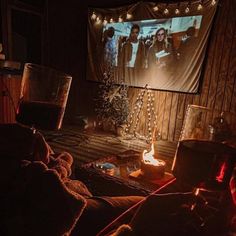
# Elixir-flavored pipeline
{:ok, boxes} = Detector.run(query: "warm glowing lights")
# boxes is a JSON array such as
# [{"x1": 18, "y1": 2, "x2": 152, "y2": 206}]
[
  {"x1": 185, "y1": 6, "x2": 190, "y2": 14},
  {"x1": 103, "y1": 18, "x2": 108, "y2": 26},
  {"x1": 110, "y1": 18, "x2": 114, "y2": 23},
  {"x1": 175, "y1": 8, "x2": 180, "y2": 15},
  {"x1": 197, "y1": 3, "x2": 203, "y2": 11},
  {"x1": 143, "y1": 143, "x2": 162, "y2": 166},
  {"x1": 194, "y1": 188, "x2": 200, "y2": 196},
  {"x1": 216, "y1": 162, "x2": 227, "y2": 183},
  {"x1": 96, "y1": 17, "x2": 101, "y2": 24},
  {"x1": 91, "y1": 12, "x2": 96, "y2": 20},
  {"x1": 126, "y1": 13, "x2": 132, "y2": 20},
  {"x1": 211, "y1": 0, "x2": 217, "y2": 6},
  {"x1": 163, "y1": 8, "x2": 169, "y2": 15},
  {"x1": 91, "y1": 1, "x2": 217, "y2": 22},
  {"x1": 118, "y1": 16, "x2": 123, "y2": 22},
  {"x1": 153, "y1": 5, "x2": 159, "y2": 12}
]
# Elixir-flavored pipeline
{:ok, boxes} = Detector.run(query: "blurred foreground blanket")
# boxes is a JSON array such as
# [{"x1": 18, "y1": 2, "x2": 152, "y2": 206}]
[{"x1": 0, "y1": 124, "x2": 91, "y2": 236}]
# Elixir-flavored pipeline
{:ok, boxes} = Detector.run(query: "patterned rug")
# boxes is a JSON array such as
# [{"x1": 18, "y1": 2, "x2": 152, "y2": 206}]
[
  {"x1": 43, "y1": 126, "x2": 177, "y2": 168},
  {"x1": 43, "y1": 126, "x2": 178, "y2": 195}
]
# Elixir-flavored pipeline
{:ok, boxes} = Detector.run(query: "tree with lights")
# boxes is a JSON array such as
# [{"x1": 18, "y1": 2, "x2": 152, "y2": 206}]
[{"x1": 95, "y1": 68, "x2": 129, "y2": 134}]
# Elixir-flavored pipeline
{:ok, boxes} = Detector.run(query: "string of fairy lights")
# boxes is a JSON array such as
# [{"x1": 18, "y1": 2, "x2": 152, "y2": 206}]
[
  {"x1": 90, "y1": 0, "x2": 217, "y2": 26},
  {"x1": 90, "y1": 0, "x2": 218, "y2": 141},
  {"x1": 125, "y1": 85, "x2": 158, "y2": 143}
]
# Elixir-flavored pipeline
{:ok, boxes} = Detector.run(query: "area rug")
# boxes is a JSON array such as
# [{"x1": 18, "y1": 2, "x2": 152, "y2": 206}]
[{"x1": 43, "y1": 126, "x2": 177, "y2": 168}]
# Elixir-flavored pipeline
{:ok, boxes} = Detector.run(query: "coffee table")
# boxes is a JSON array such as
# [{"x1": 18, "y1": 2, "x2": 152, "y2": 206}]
[{"x1": 75, "y1": 149, "x2": 176, "y2": 196}]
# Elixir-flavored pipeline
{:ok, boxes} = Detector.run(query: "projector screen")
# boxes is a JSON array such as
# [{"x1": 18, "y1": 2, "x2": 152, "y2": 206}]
[{"x1": 87, "y1": 1, "x2": 217, "y2": 93}]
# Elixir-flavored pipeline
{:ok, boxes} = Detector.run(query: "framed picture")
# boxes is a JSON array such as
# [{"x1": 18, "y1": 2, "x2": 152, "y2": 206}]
[{"x1": 87, "y1": 1, "x2": 218, "y2": 93}]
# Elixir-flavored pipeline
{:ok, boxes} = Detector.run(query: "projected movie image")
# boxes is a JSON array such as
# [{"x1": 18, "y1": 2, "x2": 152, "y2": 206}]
[
  {"x1": 88, "y1": 4, "x2": 217, "y2": 93},
  {"x1": 103, "y1": 16, "x2": 202, "y2": 92}
]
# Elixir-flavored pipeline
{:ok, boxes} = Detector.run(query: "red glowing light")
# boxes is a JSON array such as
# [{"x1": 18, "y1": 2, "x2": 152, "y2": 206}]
[{"x1": 216, "y1": 162, "x2": 227, "y2": 183}]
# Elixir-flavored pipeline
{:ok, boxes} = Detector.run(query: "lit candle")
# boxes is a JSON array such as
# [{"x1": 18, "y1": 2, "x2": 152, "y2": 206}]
[{"x1": 141, "y1": 143, "x2": 166, "y2": 179}]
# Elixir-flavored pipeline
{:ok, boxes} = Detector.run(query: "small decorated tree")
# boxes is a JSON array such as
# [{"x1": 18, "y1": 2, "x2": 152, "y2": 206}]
[{"x1": 95, "y1": 68, "x2": 129, "y2": 134}]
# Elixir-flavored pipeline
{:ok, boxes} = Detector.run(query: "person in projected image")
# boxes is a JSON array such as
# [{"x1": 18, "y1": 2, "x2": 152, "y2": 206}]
[
  {"x1": 147, "y1": 27, "x2": 174, "y2": 71},
  {"x1": 176, "y1": 26, "x2": 198, "y2": 66},
  {"x1": 146, "y1": 27, "x2": 175, "y2": 88},
  {"x1": 103, "y1": 26, "x2": 117, "y2": 70},
  {"x1": 120, "y1": 24, "x2": 146, "y2": 86}
]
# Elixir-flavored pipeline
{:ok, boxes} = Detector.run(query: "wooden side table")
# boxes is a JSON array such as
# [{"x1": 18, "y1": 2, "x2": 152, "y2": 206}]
[{"x1": 0, "y1": 60, "x2": 22, "y2": 123}]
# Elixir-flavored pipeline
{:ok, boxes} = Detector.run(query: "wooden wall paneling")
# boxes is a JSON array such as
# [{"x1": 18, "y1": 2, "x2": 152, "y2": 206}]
[
  {"x1": 157, "y1": 91, "x2": 166, "y2": 140},
  {"x1": 139, "y1": 91, "x2": 148, "y2": 137},
  {"x1": 179, "y1": 93, "x2": 194, "y2": 137},
  {"x1": 150, "y1": 90, "x2": 160, "y2": 138},
  {"x1": 11, "y1": 74, "x2": 21, "y2": 110},
  {"x1": 222, "y1": 34, "x2": 236, "y2": 113},
  {"x1": 184, "y1": 93, "x2": 194, "y2": 113},
  {"x1": 192, "y1": 93, "x2": 200, "y2": 106},
  {"x1": 206, "y1": 0, "x2": 229, "y2": 110},
  {"x1": 161, "y1": 92, "x2": 172, "y2": 140},
  {"x1": 0, "y1": 76, "x2": 4, "y2": 122},
  {"x1": 0, "y1": 75, "x2": 21, "y2": 123},
  {"x1": 214, "y1": 72, "x2": 228, "y2": 110},
  {"x1": 127, "y1": 87, "x2": 137, "y2": 117},
  {"x1": 222, "y1": 0, "x2": 236, "y2": 112},
  {"x1": 153, "y1": 90, "x2": 159, "y2": 126},
  {"x1": 128, "y1": 87, "x2": 142, "y2": 135},
  {"x1": 229, "y1": 58, "x2": 236, "y2": 114},
  {"x1": 214, "y1": 0, "x2": 236, "y2": 111},
  {"x1": 0, "y1": 76, "x2": 10, "y2": 122},
  {"x1": 174, "y1": 93, "x2": 186, "y2": 141},
  {"x1": 3, "y1": 77, "x2": 11, "y2": 122},
  {"x1": 199, "y1": 3, "x2": 224, "y2": 108},
  {"x1": 168, "y1": 92, "x2": 178, "y2": 142},
  {"x1": 6, "y1": 76, "x2": 13, "y2": 122},
  {"x1": 183, "y1": 94, "x2": 193, "y2": 126},
  {"x1": 155, "y1": 91, "x2": 162, "y2": 134},
  {"x1": 10, "y1": 76, "x2": 19, "y2": 122},
  {"x1": 199, "y1": 48, "x2": 214, "y2": 108}
]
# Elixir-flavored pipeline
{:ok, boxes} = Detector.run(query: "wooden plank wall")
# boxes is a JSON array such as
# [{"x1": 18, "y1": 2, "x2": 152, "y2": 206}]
[
  {"x1": 43, "y1": 0, "x2": 236, "y2": 143},
  {"x1": 0, "y1": 74, "x2": 21, "y2": 123},
  {"x1": 129, "y1": 0, "x2": 236, "y2": 142}
]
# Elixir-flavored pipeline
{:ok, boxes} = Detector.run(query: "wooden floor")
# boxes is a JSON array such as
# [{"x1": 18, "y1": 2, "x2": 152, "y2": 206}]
[{"x1": 43, "y1": 125, "x2": 178, "y2": 169}]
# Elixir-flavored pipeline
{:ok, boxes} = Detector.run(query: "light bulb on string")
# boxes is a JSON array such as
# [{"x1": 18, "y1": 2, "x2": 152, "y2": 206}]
[
  {"x1": 126, "y1": 13, "x2": 132, "y2": 20},
  {"x1": 91, "y1": 12, "x2": 96, "y2": 20},
  {"x1": 153, "y1": 5, "x2": 159, "y2": 12},
  {"x1": 163, "y1": 8, "x2": 169, "y2": 15},
  {"x1": 96, "y1": 16, "x2": 101, "y2": 24},
  {"x1": 197, "y1": 2, "x2": 203, "y2": 11},
  {"x1": 103, "y1": 18, "x2": 108, "y2": 26},
  {"x1": 118, "y1": 16, "x2": 123, "y2": 22},
  {"x1": 175, "y1": 8, "x2": 180, "y2": 15},
  {"x1": 185, "y1": 5, "x2": 190, "y2": 14},
  {"x1": 175, "y1": 3, "x2": 181, "y2": 15},
  {"x1": 211, "y1": 0, "x2": 216, "y2": 6}
]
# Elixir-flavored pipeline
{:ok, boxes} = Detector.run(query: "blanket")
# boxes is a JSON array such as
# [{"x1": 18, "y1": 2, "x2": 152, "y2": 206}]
[{"x1": 0, "y1": 124, "x2": 92, "y2": 235}]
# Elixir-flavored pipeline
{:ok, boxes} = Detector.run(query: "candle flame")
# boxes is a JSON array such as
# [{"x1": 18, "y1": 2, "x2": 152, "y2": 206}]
[{"x1": 143, "y1": 143, "x2": 161, "y2": 166}]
